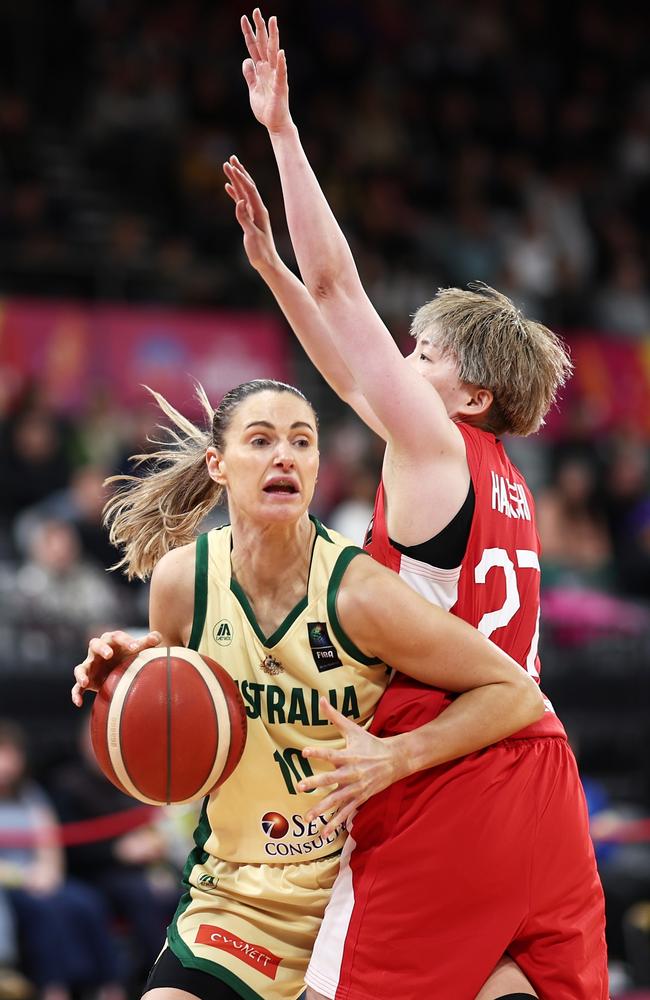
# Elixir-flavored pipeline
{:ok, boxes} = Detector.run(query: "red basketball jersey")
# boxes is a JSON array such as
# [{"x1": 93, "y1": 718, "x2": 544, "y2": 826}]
[{"x1": 365, "y1": 422, "x2": 565, "y2": 740}]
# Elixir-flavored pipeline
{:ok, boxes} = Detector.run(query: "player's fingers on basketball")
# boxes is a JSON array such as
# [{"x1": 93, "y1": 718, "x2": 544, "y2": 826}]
[
  {"x1": 73, "y1": 661, "x2": 91, "y2": 687},
  {"x1": 140, "y1": 630, "x2": 162, "y2": 649},
  {"x1": 87, "y1": 635, "x2": 115, "y2": 660},
  {"x1": 71, "y1": 681, "x2": 84, "y2": 707},
  {"x1": 252, "y1": 9, "x2": 269, "y2": 61},
  {"x1": 241, "y1": 16, "x2": 261, "y2": 63}
]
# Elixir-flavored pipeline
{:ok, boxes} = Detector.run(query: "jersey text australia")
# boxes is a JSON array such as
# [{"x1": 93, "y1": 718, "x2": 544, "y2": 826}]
[{"x1": 186, "y1": 517, "x2": 388, "y2": 865}]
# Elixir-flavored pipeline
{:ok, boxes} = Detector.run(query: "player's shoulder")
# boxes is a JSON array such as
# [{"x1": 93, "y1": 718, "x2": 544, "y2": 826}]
[
  {"x1": 151, "y1": 540, "x2": 196, "y2": 590},
  {"x1": 336, "y1": 550, "x2": 402, "y2": 618}
]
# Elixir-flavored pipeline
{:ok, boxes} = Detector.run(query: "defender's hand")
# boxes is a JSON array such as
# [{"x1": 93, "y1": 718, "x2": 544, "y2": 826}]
[
  {"x1": 71, "y1": 630, "x2": 161, "y2": 707},
  {"x1": 300, "y1": 698, "x2": 405, "y2": 837},
  {"x1": 224, "y1": 155, "x2": 278, "y2": 271},
  {"x1": 241, "y1": 10, "x2": 292, "y2": 134}
]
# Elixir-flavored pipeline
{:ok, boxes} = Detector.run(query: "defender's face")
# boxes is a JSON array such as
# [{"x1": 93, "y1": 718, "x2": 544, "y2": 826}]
[
  {"x1": 408, "y1": 331, "x2": 473, "y2": 419},
  {"x1": 207, "y1": 391, "x2": 319, "y2": 523}
]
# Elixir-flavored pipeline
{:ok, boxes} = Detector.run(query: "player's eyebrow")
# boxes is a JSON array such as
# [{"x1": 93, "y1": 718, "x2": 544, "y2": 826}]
[{"x1": 244, "y1": 420, "x2": 315, "y2": 432}]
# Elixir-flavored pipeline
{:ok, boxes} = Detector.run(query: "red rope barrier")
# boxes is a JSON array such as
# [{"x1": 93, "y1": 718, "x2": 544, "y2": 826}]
[{"x1": 0, "y1": 805, "x2": 157, "y2": 847}]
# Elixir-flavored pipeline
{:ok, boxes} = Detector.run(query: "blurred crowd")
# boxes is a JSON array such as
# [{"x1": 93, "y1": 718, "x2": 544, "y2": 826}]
[
  {"x1": 0, "y1": 0, "x2": 649, "y2": 996},
  {"x1": 0, "y1": 0, "x2": 648, "y2": 334}
]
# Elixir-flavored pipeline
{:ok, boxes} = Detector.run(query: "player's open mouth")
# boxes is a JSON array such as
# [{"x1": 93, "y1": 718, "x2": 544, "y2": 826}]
[{"x1": 263, "y1": 479, "x2": 298, "y2": 494}]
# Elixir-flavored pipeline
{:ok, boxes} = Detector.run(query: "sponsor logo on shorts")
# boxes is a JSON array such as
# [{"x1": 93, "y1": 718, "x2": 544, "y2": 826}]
[
  {"x1": 196, "y1": 873, "x2": 218, "y2": 887},
  {"x1": 195, "y1": 924, "x2": 281, "y2": 980},
  {"x1": 261, "y1": 811, "x2": 345, "y2": 857},
  {"x1": 213, "y1": 619, "x2": 233, "y2": 646}
]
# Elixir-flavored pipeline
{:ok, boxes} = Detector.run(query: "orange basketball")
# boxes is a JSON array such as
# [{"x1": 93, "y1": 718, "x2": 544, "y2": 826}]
[{"x1": 90, "y1": 646, "x2": 247, "y2": 805}]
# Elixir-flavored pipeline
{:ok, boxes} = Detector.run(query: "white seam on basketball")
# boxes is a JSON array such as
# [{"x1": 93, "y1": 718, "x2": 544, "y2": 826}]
[
  {"x1": 177, "y1": 648, "x2": 232, "y2": 796},
  {"x1": 107, "y1": 649, "x2": 161, "y2": 805},
  {"x1": 106, "y1": 646, "x2": 233, "y2": 805}
]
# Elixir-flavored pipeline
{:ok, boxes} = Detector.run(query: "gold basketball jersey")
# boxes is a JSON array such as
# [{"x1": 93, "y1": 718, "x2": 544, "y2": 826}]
[{"x1": 187, "y1": 516, "x2": 389, "y2": 866}]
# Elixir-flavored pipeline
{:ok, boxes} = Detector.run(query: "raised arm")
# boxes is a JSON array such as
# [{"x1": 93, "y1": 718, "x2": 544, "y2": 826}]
[
  {"x1": 224, "y1": 156, "x2": 387, "y2": 439},
  {"x1": 240, "y1": 10, "x2": 461, "y2": 459}
]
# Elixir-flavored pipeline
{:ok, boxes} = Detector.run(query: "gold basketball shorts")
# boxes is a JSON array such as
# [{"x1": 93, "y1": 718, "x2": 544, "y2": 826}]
[{"x1": 167, "y1": 851, "x2": 341, "y2": 1000}]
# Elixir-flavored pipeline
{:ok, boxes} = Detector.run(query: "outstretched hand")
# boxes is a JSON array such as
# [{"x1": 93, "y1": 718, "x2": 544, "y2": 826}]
[
  {"x1": 241, "y1": 9, "x2": 291, "y2": 133},
  {"x1": 223, "y1": 155, "x2": 278, "y2": 271},
  {"x1": 300, "y1": 697, "x2": 405, "y2": 837},
  {"x1": 71, "y1": 630, "x2": 161, "y2": 707}
]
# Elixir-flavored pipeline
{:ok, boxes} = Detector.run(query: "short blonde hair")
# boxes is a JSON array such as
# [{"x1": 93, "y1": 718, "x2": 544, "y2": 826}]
[{"x1": 410, "y1": 284, "x2": 573, "y2": 436}]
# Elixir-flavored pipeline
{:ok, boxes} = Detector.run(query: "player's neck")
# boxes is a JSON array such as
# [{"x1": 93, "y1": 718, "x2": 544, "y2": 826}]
[{"x1": 230, "y1": 516, "x2": 315, "y2": 598}]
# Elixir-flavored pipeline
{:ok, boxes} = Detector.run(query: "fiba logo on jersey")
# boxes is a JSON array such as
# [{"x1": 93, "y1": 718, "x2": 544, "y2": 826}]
[
  {"x1": 213, "y1": 619, "x2": 233, "y2": 646},
  {"x1": 261, "y1": 812, "x2": 289, "y2": 839}
]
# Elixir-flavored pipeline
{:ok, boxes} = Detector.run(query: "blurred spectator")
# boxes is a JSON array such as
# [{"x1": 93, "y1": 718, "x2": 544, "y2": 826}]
[
  {"x1": 536, "y1": 452, "x2": 614, "y2": 591},
  {"x1": 602, "y1": 441, "x2": 650, "y2": 599},
  {"x1": 0, "y1": 888, "x2": 32, "y2": 1000},
  {"x1": 49, "y1": 717, "x2": 179, "y2": 988},
  {"x1": 14, "y1": 464, "x2": 132, "y2": 586},
  {"x1": 0, "y1": 720, "x2": 126, "y2": 1000},
  {"x1": 0, "y1": 0, "x2": 646, "y2": 326},
  {"x1": 0, "y1": 403, "x2": 73, "y2": 545},
  {"x1": 592, "y1": 255, "x2": 650, "y2": 336},
  {"x1": 11, "y1": 519, "x2": 122, "y2": 631},
  {"x1": 328, "y1": 458, "x2": 378, "y2": 547}
]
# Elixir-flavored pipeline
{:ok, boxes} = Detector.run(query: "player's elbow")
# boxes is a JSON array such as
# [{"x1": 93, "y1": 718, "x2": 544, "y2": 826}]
[
  {"x1": 307, "y1": 270, "x2": 343, "y2": 302},
  {"x1": 512, "y1": 671, "x2": 546, "y2": 729},
  {"x1": 305, "y1": 262, "x2": 361, "y2": 305}
]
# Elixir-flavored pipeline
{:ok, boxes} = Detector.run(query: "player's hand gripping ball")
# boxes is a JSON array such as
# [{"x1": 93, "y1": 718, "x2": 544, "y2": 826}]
[{"x1": 91, "y1": 647, "x2": 247, "y2": 805}]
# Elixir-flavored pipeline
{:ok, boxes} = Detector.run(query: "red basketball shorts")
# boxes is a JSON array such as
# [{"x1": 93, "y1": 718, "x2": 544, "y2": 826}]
[{"x1": 305, "y1": 737, "x2": 609, "y2": 1000}]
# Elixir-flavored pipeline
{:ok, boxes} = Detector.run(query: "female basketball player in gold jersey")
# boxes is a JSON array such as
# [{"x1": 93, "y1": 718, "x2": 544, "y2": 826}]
[{"x1": 72, "y1": 379, "x2": 543, "y2": 1000}]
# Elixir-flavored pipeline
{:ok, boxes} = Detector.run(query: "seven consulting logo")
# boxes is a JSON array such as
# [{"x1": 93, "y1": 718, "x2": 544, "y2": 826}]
[{"x1": 261, "y1": 811, "x2": 290, "y2": 839}]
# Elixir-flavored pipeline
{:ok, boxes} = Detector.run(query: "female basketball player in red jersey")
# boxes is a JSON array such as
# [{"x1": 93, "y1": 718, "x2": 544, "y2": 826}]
[
  {"x1": 72, "y1": 379, "x2": 544, "y2": 1000},
  {"x1": 227, "y1": 10, "x2": 610, "y2": 1000}
]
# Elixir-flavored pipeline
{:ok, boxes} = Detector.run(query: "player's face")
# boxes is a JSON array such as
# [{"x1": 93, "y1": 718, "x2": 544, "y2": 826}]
[
  {"x1": 408, "y1": 330, "x2": 475, "y2": 418},
  {"x1": 207, "y1": 391, "x2": 319, "y2": 524}
]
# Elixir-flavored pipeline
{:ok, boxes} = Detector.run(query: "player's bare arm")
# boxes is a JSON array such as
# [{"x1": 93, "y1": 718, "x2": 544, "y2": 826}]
[
  {"x1": 71, "y1": 544, "x2": 194, "y2": 707},
  {"x1": 298, "y1": 554, "x2": 544, "y2": 833},
  {"x1": 241, "y1": 11, "x2": 464, "y2": 462},
  {"x1": 148, "y1": 542, "x2": 196, "y2": 646},
  {"x1": 224, "y1": 155, "x2": 387, "y2": 439}
]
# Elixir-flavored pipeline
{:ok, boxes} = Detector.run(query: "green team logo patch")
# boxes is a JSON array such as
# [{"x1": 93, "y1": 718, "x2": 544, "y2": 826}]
[
  {"x1": 213, "y1": 619, "x2": 233, "y2": 646},
  {"x1": 307, "y1": 622, "x2": 342, "y2": 671}
]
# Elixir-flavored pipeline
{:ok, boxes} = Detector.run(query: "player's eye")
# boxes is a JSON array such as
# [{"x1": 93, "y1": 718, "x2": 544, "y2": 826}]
[
  {"x1": 419, "y1": 353, "x2": 431, "y2": 362},
  {"x1": 251, "y1": 436, "x2": 269, "y2": 446}
]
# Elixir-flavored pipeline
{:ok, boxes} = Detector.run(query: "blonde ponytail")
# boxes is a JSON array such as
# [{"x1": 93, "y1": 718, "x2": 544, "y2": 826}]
[{"x1": 104, "y1": 385, "x2": 221, "y2": 580}]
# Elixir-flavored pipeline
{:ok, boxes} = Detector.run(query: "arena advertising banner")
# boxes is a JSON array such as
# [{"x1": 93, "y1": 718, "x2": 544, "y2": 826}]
[
  {"x1": 542, "y1": 334, "x2": 650, "y2": 438},
  {"x1": 0, "y1": 298, "x2": 292, "y2": 413}
]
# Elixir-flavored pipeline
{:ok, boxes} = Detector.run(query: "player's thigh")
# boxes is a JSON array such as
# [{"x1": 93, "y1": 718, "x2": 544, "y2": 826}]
[{"x1": 474, "y1": 956, "x2": 537, "y2": 999}]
